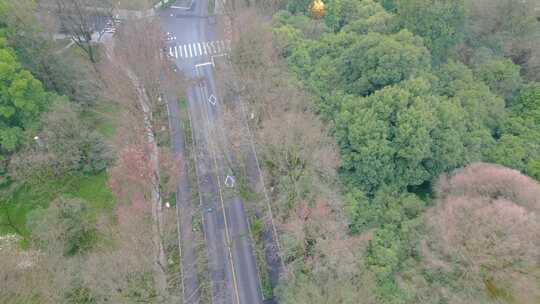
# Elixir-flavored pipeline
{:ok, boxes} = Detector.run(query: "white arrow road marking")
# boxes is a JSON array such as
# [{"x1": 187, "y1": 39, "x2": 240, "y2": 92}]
[
  {"x1": 225, "y1": 175, "x2": 235, "y2": 188},
  {"x1": 195, "y1": 62, "x2": 213, "y2": 68},
  {"x1": 208, "y1": 94, "x2": 217, "y2": 105}
]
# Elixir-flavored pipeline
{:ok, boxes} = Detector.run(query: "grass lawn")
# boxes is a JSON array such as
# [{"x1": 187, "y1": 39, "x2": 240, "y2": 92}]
[
  {"x1": 0, "y1": 172, "x2": 114, "y2": 237},
  {"x1": 81, "y1": 100, "x2": 119, "y2": 139},
  {"x1": 1, "y1": 97, "x2": 119, "y2": 238},
  {"x1": 0, "y1": 34, "x2": 128, "y2": 246},
  {"x1": 0, "y1": 38, "x2": 120, "y2": 242}
]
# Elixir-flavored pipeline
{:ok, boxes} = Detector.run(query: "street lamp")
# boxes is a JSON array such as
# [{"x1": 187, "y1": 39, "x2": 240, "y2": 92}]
[{"x1": 34, "y1": 135, "x2": 44, "y2": 148}]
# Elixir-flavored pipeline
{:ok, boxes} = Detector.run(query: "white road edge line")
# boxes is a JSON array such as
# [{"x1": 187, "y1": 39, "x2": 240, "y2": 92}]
[
  {"x1": 183, "y1": 80, "x2": 215, "y2": 303},
  {"x1": 170, "y1": 5, "x2": 191, "y2": 9}
]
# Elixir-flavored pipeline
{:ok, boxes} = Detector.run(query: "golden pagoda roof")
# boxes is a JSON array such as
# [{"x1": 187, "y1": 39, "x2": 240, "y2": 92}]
[{"x1": 311, "y1": 0, "x2": 325, "y2": 19}]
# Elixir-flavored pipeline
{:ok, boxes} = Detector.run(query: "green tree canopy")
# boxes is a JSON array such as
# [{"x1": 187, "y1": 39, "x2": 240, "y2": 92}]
[
  {"x1": 474, "y1": 57, "x2": 523, "y2": 103},
  {"x1": 325, "y1": 0, "x2": 398, "y2": 33},
  {"x1": 488, "y1": 84, "x2": 540, "y2": 180},
  {"x1": 342, "y1": 1, "x2": 397, "y2": 35},
  {"x1": 435, "y1": 60, "x2": 506, "y2": 131},
  {"x1": 0, "y1": 37, "x2": 50, "y2": 153},
  {"x1": 282, "y1": 29, "x2": 431, "y2": 112},
  {"x1": 335, "y1": 29, "x2": 430, "y2": 96},
  {"x1": 335, "y1": 76, "x2": 492, "y2": 192},
  {"x1": 394, "y1": 0, "x2": 465, "y2": 64},
  {"x1": 335, "y1": 77, "x2": 436, "y2": 191}
]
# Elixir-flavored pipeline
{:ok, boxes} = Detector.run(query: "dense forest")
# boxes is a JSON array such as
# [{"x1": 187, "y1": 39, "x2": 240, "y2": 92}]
[
  {"x1": 227, "y1": 0, "x2": 540, "y2": 303},
  {"x1": 0, "y1": 0, "x2": 539, "y2": 303},
  {"x1": 268, "y1": 0, "x2": 540, "y2": 302}
]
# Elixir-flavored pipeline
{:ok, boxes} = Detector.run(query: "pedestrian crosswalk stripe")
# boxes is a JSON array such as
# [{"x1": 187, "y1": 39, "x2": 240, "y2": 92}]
[{"x1": 166, "y1": 40, "x2": 231, "y2": 60}]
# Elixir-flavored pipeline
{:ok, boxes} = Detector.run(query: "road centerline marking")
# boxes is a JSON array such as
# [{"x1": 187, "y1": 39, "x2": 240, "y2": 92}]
[{"x1": 195, "y1": 67, "x2": 242, "y2": 304}]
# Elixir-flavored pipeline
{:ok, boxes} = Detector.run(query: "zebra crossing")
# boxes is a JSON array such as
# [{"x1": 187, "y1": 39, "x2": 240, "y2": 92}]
[{"x1": 167, "y1": 40, "x2": 230, "y2": 60}]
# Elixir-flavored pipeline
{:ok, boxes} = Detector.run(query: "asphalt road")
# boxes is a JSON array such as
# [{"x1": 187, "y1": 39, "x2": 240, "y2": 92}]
[{"x1": 160, "y1": 2, "x2": 263, "y2": 304}]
